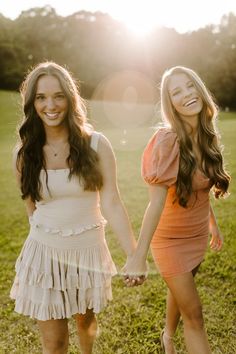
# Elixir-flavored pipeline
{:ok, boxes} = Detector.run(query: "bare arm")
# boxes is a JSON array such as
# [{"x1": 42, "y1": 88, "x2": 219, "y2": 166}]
[
  {"x1": 98, "y1": 135, "x2": 136, "y2": 257},
  {"x1": 124, "y1": 184, "x2": 168, "y2": 276},
  {"x1": 13, "y1": 148, "x2": 36, "y2": 218},
  {"x1": 209, "y1": 203, "x2": 223, "y2": 251}
]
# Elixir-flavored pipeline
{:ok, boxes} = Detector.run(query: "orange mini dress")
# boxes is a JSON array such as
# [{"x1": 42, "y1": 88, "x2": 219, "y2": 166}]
[{"x1": 142, "y1": 127, "x2": 211, "y2": 278}]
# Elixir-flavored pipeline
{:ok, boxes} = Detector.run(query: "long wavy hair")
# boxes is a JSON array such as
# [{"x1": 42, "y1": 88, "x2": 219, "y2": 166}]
[
  {"x1": 17, "y1": 61, "x2": 103, "y2": 202},
  {"x1": 160, "y1": 66, "x2": 230, "y2": 207}
]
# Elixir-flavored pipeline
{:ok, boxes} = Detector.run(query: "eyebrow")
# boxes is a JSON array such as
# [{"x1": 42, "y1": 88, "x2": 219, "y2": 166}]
[
  {"x1": 35, "y1": 91, "x2": 64, "y2": 95},
  {"x1": 170, "y1": 87, "x2": 180, "y2": 93},
  {"x1": 170, "y1": 80, "x2": 193, "y2": 93}
]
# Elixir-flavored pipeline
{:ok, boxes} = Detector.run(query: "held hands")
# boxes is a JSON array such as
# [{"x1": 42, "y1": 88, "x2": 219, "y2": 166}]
[
  {"x1": 122, "y1": 254, "x2": 148, "y2": 287},
  {"x1": 209, "y1": 223, "x2": 223, "y2": 251}
]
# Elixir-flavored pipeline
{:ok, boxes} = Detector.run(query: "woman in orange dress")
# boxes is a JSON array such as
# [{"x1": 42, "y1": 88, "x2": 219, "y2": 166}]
[{"x1": 124, "y1": 66, "x2": 230, "y2": 354}]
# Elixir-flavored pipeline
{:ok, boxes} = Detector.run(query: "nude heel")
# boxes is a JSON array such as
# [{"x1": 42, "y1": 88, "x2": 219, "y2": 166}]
[
  {"x1": 160, "y1": 329, "x2": 176, "y2": 354},
  {"x1": 160, "y1": 329, "x2": 166, "y2": 353}
]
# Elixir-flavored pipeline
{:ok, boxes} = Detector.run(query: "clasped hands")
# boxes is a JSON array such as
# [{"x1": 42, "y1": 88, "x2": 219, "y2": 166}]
[{"x1": 122, "y1": 255, "x2": 148, "y2": 287}]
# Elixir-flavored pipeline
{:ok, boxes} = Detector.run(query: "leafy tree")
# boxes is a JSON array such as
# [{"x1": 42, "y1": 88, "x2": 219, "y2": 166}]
[{"x1": 0, "y1": 7, "x2": 236, "y2": 109}]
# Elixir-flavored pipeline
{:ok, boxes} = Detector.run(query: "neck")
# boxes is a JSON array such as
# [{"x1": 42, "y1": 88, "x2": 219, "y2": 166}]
[
  {"x1": 181, "y1": 115, "x2": 199, "y2": 137},
  {"x1": 45, "y1": 126, "x2": 69, "y2": 144}
]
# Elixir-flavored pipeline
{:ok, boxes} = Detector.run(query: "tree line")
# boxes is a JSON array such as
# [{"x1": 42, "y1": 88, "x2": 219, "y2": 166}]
[{"x1": 1, "y1": 5, "x2": 236, "y2": 108}]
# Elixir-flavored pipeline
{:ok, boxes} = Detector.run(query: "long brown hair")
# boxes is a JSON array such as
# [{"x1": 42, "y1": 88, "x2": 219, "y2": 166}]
[
  {"x1": 17, "y1": 61, "x2": 103, "y2": 202},
  {"x1": 160, "y1": 66, "x2": 230, "y2": 207}
]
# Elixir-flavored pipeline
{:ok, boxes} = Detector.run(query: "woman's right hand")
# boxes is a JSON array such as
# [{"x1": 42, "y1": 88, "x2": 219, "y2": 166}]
[{"x1": 122, "y1": 255, "x2": 148, "y2": 287}]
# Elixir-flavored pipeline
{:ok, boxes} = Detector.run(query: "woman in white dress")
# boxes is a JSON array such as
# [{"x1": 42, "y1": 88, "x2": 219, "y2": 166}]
[{"x1": 10, "y1": 61, "x2": 140, "y2": 354}]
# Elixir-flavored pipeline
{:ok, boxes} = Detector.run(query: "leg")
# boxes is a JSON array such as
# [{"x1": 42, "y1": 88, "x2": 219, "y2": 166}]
[
  {"x1": 164, "y1": 272, "x2": 211, "y2": 354},
  {"x1": 74, "y1": 309, "x2": 98, "y2": 354},
  {"x1": 37, "y1": 319, "x2": 69, "y2": 354},
  {"x1": 162, "y1": 288, "x2": 179, "y2": 354},
  {"x1": 162, "y1": 265, "x2": 200, "y2": 353}
]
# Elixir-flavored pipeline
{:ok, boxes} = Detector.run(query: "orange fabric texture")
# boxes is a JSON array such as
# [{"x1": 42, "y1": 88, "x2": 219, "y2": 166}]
[{"x1": 142, "y1": 128, "x2": 211, "y2": 277}]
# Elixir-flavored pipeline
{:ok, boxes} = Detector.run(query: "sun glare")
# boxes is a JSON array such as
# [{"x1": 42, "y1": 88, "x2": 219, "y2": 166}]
[
  {"x1": 107, "y1": 0, "x2": 236, "y2": 35},
  {"x1": 2, "y1": 0, "x2": 236, "y2": 35},
  {"x1": 124, "y1": 20, "x2": 157, "y2": 36},
  {"x1": 110, "y1": 2, "x2": 161, "y2": 36}
]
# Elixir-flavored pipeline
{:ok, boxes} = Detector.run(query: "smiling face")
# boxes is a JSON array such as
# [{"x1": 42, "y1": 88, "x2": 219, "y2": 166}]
[
  {"x1": 168, "y1": 73, "x2": 203, "y2": 122},
  {"x1": 34, "y1": 75, "x2": 69, "y2": 129}
]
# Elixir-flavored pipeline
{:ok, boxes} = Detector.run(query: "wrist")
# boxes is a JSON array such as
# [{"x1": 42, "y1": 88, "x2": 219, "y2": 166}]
[
  {"x1": 126, "y1": 247, "x2": 136, "y2": 257},
  {"x1": 135, "y1": 243, "x2": 148, "y2": 259},
  {"x1": 132, "y1": 250, "x2": 147, "y2": 263},
  {"x1": 125, "y1": 240, "x2": 137, "y2": 257}
]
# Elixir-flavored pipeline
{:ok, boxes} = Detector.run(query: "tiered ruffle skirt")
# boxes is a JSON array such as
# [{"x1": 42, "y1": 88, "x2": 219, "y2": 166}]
[{"x1": 10, "y1": 225, "x2": 117, "y2": 320}]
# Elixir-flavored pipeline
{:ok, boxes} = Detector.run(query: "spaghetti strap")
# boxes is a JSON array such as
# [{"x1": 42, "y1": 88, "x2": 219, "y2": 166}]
[{"x1": 90, "y1": 131, "x2": 101, "y2": 152}]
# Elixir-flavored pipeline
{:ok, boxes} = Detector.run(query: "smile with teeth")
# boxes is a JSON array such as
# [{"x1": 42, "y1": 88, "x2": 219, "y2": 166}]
[
  {"x1": 45, "y1": 112, "x2": 60, "y2": 118},
  {"x1": 184, "y1": 98, "x2": 198, "y2": 107}
]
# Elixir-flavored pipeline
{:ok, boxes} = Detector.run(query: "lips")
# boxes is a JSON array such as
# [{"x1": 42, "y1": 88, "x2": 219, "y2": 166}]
[
  {"x1": 184, "y1": 98, "x2": 198, "y2": 107},
  {"x1": 45, "y1": 112, "x2": 60, "y2": 118}
]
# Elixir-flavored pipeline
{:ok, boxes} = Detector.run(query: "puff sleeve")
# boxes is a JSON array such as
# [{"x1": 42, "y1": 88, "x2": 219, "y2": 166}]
[{"x1": 141, "y1": 128, "x2": 179, "y2": 187}]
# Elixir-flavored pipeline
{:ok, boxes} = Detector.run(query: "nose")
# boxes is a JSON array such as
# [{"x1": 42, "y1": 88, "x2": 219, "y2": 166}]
[
  {"x1": 46, "y1": 97, "x2": 56, "y2": 110},
  {"x1": 183, "y1": 88, "x2": 192, "y2": 98}
]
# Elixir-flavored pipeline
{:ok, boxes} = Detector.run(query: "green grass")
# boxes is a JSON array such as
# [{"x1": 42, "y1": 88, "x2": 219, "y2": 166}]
[{"x1": 0, "y1": 90, "x2": 235, "y2": 353}]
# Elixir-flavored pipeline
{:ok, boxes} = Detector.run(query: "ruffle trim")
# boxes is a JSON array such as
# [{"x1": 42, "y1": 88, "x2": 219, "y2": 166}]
[
  {"x1": 29, "y1": 216, "x2": 107, "y2": 237},
  {"x1": 13, "y1": 237, "x2": 117, "y2": 291},
  {"x1": 13, "y1": 286, "x2": 113, "y2": 320},
  {"x1": 11, "y1": 237, "x2": 117, "y2": 319}
]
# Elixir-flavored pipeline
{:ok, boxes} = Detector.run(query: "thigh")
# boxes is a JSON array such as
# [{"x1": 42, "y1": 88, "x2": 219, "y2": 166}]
[
  {"x1": 37, "y1": 318, "x2": 69, "y2": 342},
  {"x1": 163, "y1": 272, "x2": 202, "y2": 315}
]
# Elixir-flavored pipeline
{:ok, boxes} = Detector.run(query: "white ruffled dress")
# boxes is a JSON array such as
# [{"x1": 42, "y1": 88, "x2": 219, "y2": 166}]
[{"x1": 10, "y1": 132, "x2": 117, "y2": 320}]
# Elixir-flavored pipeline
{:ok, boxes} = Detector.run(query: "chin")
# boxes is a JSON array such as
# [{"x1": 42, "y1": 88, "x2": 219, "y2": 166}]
[{"x1": 45, "y1": 118, "x2": 65, "y2": 126}]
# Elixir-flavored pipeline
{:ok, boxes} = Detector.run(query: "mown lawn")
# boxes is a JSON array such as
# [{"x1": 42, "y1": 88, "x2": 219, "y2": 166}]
[{"x1": 0, "y1": 90, "x2": 235, "y2": 353}]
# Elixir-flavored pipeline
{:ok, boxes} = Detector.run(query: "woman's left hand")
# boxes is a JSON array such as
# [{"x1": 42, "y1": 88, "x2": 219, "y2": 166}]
[{"x1": 209, "y1": 224, "x2": 223, "y2": 251}]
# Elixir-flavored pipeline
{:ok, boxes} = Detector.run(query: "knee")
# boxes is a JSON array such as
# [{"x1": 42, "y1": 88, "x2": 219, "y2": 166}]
[
  {"x1": 42, "y1": 337, "x2": 68, "y2": 353},
  {"x1": 77, "y1": 312, "x2": 97, "y2": 333},
  {"x1": 181, "y1": 304, "x2": 204, "y2": 329}
]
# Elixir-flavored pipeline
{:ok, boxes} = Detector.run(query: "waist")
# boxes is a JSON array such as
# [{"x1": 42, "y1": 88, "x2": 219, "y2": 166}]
[
  {"x1": 28, "y1": 224, "x2": 106, "y2": 249},
  {"x1": 36, "y1": 197, "x2": 100, "y2": 209},
  {"x1": 31, "y1": 200, "x2": 106, "y2": 237}
]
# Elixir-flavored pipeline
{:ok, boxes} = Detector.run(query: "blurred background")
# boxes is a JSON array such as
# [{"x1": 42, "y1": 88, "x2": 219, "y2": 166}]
[
  {"x1": 0, "y1": 0, "x2": 236, "y2": 110},
  {"x1": 0, "y1": 2, "x2": 236, "y2": 353}
]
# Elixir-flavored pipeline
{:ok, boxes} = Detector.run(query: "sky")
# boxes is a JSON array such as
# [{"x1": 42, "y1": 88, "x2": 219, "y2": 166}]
[{"x1": 1, "y1": 0, "x2": 236, "y2": 34}]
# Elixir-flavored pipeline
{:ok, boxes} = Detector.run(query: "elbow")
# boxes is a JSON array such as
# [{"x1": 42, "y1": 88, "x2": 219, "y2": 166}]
[{"x1": 101, "y1": 194, "x2": 123, "y2": 215}]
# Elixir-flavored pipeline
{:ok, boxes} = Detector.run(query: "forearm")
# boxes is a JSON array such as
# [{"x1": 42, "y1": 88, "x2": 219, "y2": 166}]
[
  {"x1": 134, "y1": 185, "x2": 167, "y2": 261},
  {"x1": 210, "y1": 204, "x2": 216, "y2": 222},
  {"x1": 209, "y1": 203, "x2": 223, "y2": 250},
  {"x1": 102, "y1": 200, "x2": 136, "y2": 256},
  {"x1": 209, "y1": 203, "x2": 218, "y2": 227},
  {"x1": 135, "y1": 201, "x2": 163, "y2": 260},
  {"x1": 209, "y1": 203, "x2": 221, "y2": 236}
]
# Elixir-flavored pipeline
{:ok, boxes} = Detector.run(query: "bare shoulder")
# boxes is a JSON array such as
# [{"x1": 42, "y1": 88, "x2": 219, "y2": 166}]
[
  {"x1": 97, "y1": 134, "x2": 115, "y2": 158},
  {"x1": 12, "y1": 145, "x2": 22, "y2": 182},
  {"x1": 96, "y1": 134, "x2": 117, "y2": 178}
]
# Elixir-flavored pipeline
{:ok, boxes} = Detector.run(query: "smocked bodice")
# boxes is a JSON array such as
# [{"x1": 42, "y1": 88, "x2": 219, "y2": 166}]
[{"x1": 30, "y1": 169, "x2": 106, "y2": 237}]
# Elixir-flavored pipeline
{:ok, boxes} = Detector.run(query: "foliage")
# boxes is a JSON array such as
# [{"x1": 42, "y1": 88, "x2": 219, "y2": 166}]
[
  {"x1": 1, "y1": 8, "x2": 236, "y2": 108},
  {"x1": 0, "y1": 91, "x2": 235, "y2": 353}
]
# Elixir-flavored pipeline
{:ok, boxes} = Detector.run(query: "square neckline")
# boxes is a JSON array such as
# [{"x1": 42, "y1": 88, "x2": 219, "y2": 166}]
[{"x1": 41, "y1": 168, "x2": 70, "y2": 172}]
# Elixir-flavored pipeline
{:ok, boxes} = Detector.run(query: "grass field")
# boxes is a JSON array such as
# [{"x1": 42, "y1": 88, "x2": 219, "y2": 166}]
[{"x1": 0, "y1": 90, "x2": 235, "y2": 353}]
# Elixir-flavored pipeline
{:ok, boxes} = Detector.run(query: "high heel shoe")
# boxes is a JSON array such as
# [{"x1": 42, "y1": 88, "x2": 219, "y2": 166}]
[
  {"x1": 160, "y1": 329, "x2": 177, "y2": 354},
  {"x1": 160, "y1": 329, "x2": 165, "y2": 353}
]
